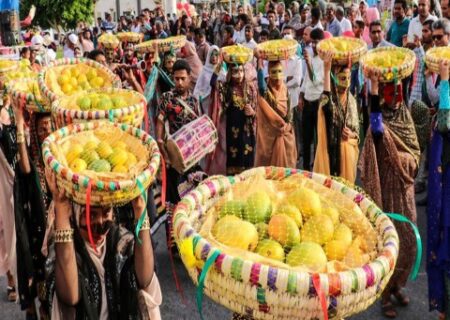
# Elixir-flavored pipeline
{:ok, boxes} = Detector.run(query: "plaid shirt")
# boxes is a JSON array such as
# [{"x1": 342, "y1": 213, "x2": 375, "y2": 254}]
[{"x1": 409, "y1": 46, "x2": 426, "y2": 107}]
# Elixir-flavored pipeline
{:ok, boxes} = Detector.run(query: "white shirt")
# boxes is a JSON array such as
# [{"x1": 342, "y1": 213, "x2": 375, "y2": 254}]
[
  {"x1": 284, "y1": 56, "x2": 303, "y2": 109},
  {"x1": 233, "y1": 28, "x2": 246, "y2": 44},
  {"x1": 131, "y1": 24, "x2": 141, "y2": 33},
  {"x1": 63, "y1": 46, "x2": 75, "y2": 59},
  {"x1": 311, "y1": 20, "x2": 324, "y2": 30},
  {"x1": 242, "y1": 38, "x2": 258, "y2": 50},
  {"x1": 300, "y1": 54, "x2": 324, "y2": 102},
  {"x1": 339, "y1": 17, "x2": 353, "y2": 33},
  {"x1": 407, "y1": 14, "x2": 437, "y2": 42}
]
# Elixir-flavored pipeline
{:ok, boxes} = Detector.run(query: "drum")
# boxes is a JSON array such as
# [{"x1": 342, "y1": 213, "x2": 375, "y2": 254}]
[{"x1": 166, "y1": 115, "x2": 218, "y2": 174}]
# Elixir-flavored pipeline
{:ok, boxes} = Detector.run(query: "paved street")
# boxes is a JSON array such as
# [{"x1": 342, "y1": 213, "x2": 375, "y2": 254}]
[{"x1": 0, "y1": 190, "x2": 438, "y2": 319}]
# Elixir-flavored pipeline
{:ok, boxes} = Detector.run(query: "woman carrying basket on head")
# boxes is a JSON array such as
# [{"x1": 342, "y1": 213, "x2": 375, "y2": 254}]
[
  {"x1": 359, "y1": 68, "x2": 420, "y2": 319},
  {"x1": 254, "y1": 48, "x2": 297, "y2": 168},
  {"x1": 313, "y1": 51, "x2": 360, "y2": 183}
]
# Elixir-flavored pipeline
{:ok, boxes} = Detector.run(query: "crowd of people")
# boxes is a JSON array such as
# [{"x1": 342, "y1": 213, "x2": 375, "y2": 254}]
[{"x1": 0, "y1": 0, "x2": 449, "y2": 319}]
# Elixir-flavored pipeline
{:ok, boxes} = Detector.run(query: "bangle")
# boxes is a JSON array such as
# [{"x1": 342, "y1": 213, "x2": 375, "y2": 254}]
[
  {"x1": 136, "y1": 216, "x2": 151, "y2": 231},
  {"x1": 54, "y1": 229, "x2": 74, "y2": 243},
  {"x1": 16, "y1": 132, "x2": 25, "y2": 144}
]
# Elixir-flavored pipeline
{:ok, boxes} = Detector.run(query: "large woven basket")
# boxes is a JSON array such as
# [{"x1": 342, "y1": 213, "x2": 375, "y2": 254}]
[
  {"x1": 41, "y1": 121, "x2": 161, "y2": 206},
  {"x1": 5, "y1": 77, "x2": 50, "y2": 112},
  {"x1": 37, "y1": 58, "x2": 121, "y2": 102},
  {"x1": 222, "y1": 45, "x2": 254, "y2": 65},
  {"x1": 98, "y1": 33, "x2": 120, "y2": 49},
  {"x1": 135, "y1": 35, "x2": 186, "y2": 54},
  {"x1": 317, "y1": 37, "x2": 368, "y2": 66},
  {"x1": 117, "y1": 32, "x2": 143, "y2": 44},
  {"x1": 51, "y1": 88, "x2": 146, "y2": 128},
  {"x1": 360, "y1": 47, "x2": 416, "y2": 83},
  {"x1": 173, "y1": 167, "x2": 399, "y2": 320},
  {"x1": 257, "y1": 39, "x2": 299, "y2": 61},
  {"x1": 425, "y1": 46, "x2": 450, "y2": 74}
]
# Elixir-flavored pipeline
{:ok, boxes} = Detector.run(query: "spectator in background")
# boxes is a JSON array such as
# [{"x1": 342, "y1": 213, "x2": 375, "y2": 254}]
[
  {"x1": 276, "y1": 3, "x2": 286, "y2": 26},
  {"x1": 282, "y1": 9, "x2": 292, "y2": 31},
  {"x1": 353, "y1": 19, "x2": 365, "y2": 39},
  {"x1": 97, "y1": 17, "x2": 103, "y2": 28},
  {"x1": 368, "y1": 21, "x2": 393, "y2": 50},
  {"x1": 154, "y1": 21, "x2": 168, "y2": 39},
  {"x1": 102, "y1": 13, "x2": 116, "y2": 33},
  {"x1": 80, "y1": 29, "x2": 94, "y2": 53},
  {"x1": 326, "y1": 3, "x2": 343, "y2": 36},
  {"x1": 442, "y1": 0, "x2": 450, "y2": 19},
  {"x1": 222, "y1": 25, "x2": 235, "y2": 47},
  {"x1": 131, "y1": 16, "x2": 142, "y2": 33},
  {"x1": 74, "y1": 46, "x2": 82, "y2": 58},
  {"x1": 233, "y1": 14, "x2": 249, "y2": 44},
  {"x1": 387, "y1": 0, "x2": 411, "y2": 47},
  {"x1": 266, "y1": 10, "x2": 280, "y2": 33},
  {"x1": 242, "y1": 24, "x2": 257, "y2": 50},
  {"x1": 64, "y1": 34, "x2": 79, "y2": 58},
  {"x1": 336, "y1": 6, "x2": 352, "y2": 33},
  {"x1": 299, "y1": 28, "x2": 325, "y2": 171},
  {"x1": 407, "y1": 0, "x2": 437, "y2": 44},
  {"x1": 348, "y1": 4, "x2": 359, "y2": 25},
  {"x1": 311, "y1": 7, "x2": 324, "y2": 30},
  {"x1": 258, "y1": 29, "x2": 270, "y2": 43},
  {"x1": 195, "y1": 28, "x2": 210, "y2": 64}
]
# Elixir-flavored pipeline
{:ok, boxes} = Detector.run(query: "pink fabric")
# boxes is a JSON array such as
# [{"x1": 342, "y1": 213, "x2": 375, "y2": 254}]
[
  {"x1": 343, "y1": 31, "x2": 355, "y2": 38},
  {"x1": 362, "y1": 8, "x2": 380, "y2": 45}
]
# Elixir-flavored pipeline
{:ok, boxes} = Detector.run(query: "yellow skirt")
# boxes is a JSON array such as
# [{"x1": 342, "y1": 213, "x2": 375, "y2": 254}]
[{"x1": 313, "y1": 105, "x2": 359, "y2": 183}]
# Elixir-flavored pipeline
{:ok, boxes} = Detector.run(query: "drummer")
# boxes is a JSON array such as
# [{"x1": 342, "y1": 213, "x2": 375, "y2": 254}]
[{"x1": 155, "y1": 59, "x2": 202, "y2": 246}]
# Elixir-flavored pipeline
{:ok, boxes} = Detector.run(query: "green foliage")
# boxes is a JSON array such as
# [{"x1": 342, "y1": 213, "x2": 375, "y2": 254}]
[{"x1": 20, "y1": 0, "x2": 94, "y2": 29}]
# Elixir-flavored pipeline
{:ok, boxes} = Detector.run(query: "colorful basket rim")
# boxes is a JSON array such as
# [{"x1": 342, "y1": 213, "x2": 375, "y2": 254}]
[
  {"x1": 41, "y1": 121, "x2": 161, "y2": 193},
  {"x1": 37, "y1": 58, "x2": 122, "y2": 102},
  {"x1": 317, "y1": 37, "x2": 368, "y2": 64},
  {"x1": 98, "y1": 34, "x2": 120, "y2": 48},
  {"x1": 173, "y1": 167, "x2": 399, "y2": 293},
  {"x1": 360, "y1": 47, "x2": 416, "y2": 82},
  {"x1": 5, "y1": 77, "x2": 40, "y2": 102},
  {"x1": 222, "y1": 44, "x2": 254, "y2": 64},
  {"x1": 51, "y1": 87, "x2": 147, "y2": 120}
]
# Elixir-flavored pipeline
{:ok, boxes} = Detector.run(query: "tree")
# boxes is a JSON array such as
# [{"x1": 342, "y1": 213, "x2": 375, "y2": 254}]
[{"x1": 20, "y1": 0, "x2": 94, "y2": 30}]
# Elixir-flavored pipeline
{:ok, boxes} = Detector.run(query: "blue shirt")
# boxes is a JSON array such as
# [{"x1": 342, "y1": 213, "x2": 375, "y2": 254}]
[
  {"x1": 387, "y1": 18, "x2": 410, "y2": 47},
  {"x1": 327, "y1": 18, "x2": 342, "y2": 37}
]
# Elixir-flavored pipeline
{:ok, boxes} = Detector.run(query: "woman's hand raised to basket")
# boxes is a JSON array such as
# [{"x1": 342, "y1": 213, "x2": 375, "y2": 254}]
[
  {"x1": 364, "y1": 68, "x2": 381, "y2": 95},
  {"x1": 321, "y1": 51, "x2": 334, "y2": 72},
  {"x1": 45, "y1": 167, "x2": 72, "y2": 221}
]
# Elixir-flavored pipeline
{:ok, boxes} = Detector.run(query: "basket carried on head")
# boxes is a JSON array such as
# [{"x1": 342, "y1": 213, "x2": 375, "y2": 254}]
[
  {"x1": 317, "y1": 37, "x2": 368, "y2": 66},
  {"x1": 135, "y1": 35, "x2": 186, "y2": 54},
  {"x1": 257, "y1": 39, "x2": 299, "y2": 61},
  {"x1": 5, "y1": 77, "x2": 50, "y2": 112},
  {"x1": 41, "y1": 121, "x2": 161, "y2": 206},
  {"x1": 0, "y1": 59, "x2": 18, "y2": 78},
  {"x1": 51, "y1": 88, "x2": 147, "y2": 129},
  {"x1": 425, "y1": 46, "x2": 450, "y2": 74},
  {"x1": 98, "y1": 33, "x2": 120, "y2": 49},
  {"x1": 173, "y1": 167, "x2": 401, "y2": 320},
  {"x1": 360, "y1": 47, "x2": 416, "y2": 83},
  {"x1": 116, "y1": 32, "x2": 143, "y2": 44},
  {"x1": 38, "y1": 58, "x2": 121, "y2": 102},
  {"x1": 222, "y1": 45, "x2": 254, "y2": 65}
]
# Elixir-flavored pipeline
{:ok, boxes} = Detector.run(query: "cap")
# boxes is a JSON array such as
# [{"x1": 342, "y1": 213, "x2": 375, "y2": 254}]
[
  {"x1": 68, "y1": 33, "x2": 79, "y2": 45},
  {"x1": 31, "y1": 34, "x2": 43, "y2": 46}
]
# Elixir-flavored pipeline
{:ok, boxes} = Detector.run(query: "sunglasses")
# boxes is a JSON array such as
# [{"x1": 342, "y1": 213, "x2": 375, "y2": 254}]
[
  {"x1": 432, "y1": 34, "x2": 445, "y2": 40},
  {"x1": 371, "y1": 30, "x2": 382, "y2": 34}
]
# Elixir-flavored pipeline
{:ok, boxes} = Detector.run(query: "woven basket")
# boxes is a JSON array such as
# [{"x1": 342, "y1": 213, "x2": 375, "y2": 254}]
[
  {"x1": 317, "y1": 37, "x2": 368, "y2": 66},
  {"x1": 257, "y1": 39, "x2": 299, "y2": 61},
  {"x1": 41, "y1": 121, "x2": 161, "y2": 206},
  {"x1": 222, "y1": 45, "x2": 254, "y2": 65},
  {"x1": 38, "y1": 58, "x2": 121, "y2": 102},
  {"x1": 135, "y1": 36, "x2": 187, "y2": 54},
  {"x1": 360, "y1": 47, "x2": 416, "y2": 83},
  {"x1": 51, "y1": 88, "x2": 147, "y2": 129},
  {"x1": 5, "y1": 77, "x2": 50, "y2": 112},
  {"x1": 98, "y1": 34, "x2": 120, "y2": 49},
  {"x1": 173, "y1": 167, "x2": 399, "y2": 320},
  {"x1": 425, "y1": 47, "x2": 450, "y2": 74},
  {"x1": 0, "y1": 59, "x2": 19, "y2": 76},
  {"x1": 117, "y1": 32, "x2": 143, "y2": 44}
]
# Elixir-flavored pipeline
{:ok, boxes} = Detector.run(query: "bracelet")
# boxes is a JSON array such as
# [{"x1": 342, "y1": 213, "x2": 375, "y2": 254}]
[
  {"x1": 54, "y1": 229, "x2": 74, "y2": 243},
  {"x1": 16, "y1": 135, "x2": 25, "y2": 144},
  {"x1": 136, "y1": 216, "x2": 151, "y2": 231}
]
